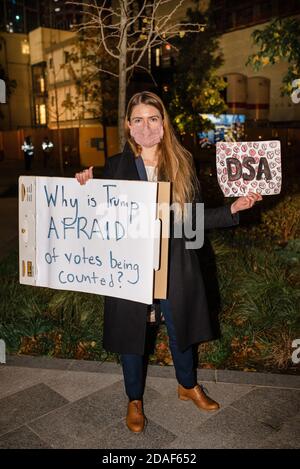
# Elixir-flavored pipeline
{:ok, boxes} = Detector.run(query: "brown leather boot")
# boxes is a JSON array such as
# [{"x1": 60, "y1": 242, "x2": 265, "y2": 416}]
[
  {"x1": 126, "y1": 400, "x2": 145, "y2": 433},
  {"x1": 178, "y1": 384, "x2": 220, "y2": 411}
]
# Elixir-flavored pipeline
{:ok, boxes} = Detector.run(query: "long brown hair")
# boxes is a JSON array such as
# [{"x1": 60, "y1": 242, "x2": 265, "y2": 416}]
[{"x1": 125, "y1": 91, "x2": 199, "y2": 219}]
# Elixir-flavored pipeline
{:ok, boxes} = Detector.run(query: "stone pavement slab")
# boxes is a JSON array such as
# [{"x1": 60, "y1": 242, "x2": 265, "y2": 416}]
[
  {"x1": 258, "y1": 412, "x2": 300, "y2": 449},
  {"x1": 168, "y1": 406, "x2": 276, "y2": 449},
  {"x1": 26, "y1": 381, "x2": 162, "y2": 449},
  {"x1": 0, "y1": 425, "x2": 49, "y2": 449},
  {"x1": 0, "y1": 365, "x2": 60, "y2": 399},
  {"x1": 0, "y1": 383, "x2": 68, "y2": 436},
  {"x1": 145, "y1": 380, "x2": 254, "y2": 437},
  {"x1": 231, "y1": 387, "x2": 300, "y2": 430},
  {"x1": 43, "y1": 369, "x2": 123, "y2": 402},
  {"x1": 93, "y1": 418, "x2": 177, "y2": 449}
]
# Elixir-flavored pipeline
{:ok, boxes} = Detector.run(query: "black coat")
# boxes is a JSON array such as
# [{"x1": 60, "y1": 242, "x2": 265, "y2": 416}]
[{"x1": 99, "y1": 147, "x2": 239, "y2": 354}]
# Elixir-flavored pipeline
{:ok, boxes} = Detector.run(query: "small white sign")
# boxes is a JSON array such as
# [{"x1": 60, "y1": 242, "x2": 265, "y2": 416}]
[
  {"x1": 0, "y1": 339, "x2": 5, "y2": 364},
  {"x1": 0, "y1": 78, "x2": 6, "y2": 103},
  {"x1": 216, "y1": 141, "x2": 282, "y2": 196}
]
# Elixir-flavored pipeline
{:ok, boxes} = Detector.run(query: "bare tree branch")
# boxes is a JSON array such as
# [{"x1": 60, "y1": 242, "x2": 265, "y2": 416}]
[{"x1": 67, "y1": 0, "x2": 205, "y2": 149}]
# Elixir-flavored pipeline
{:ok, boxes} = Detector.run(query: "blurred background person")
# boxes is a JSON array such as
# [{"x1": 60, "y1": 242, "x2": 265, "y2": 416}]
[
  {"x1": 42, "y1": 136, "x2": 54, "y2": 169},
  {"x1": 21, "y1": 136, "x2": 34, "y2": 171}
]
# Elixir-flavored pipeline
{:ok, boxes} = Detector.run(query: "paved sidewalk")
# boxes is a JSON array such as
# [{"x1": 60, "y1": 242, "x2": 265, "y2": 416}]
[{"x1": 0, "y1": 355, "x2": 299, "y2": 449}]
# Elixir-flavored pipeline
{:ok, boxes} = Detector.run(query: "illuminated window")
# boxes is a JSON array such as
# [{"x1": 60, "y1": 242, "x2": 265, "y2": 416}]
[
  {"x1": 36, "y1": 104, "x2": 47, "y2": 125},
  {"x1": 40, "y1": 77, "x2": 45, "y2": 93},
  {"x1": 39, "y1": 104, "x2": 46, "y2": 125},
  {"x1": 155, "y1": 48, "x2": 160, "y2": 67},
  {"x1": 21, "y1": 40, "x2": 30, "y2": 54}
]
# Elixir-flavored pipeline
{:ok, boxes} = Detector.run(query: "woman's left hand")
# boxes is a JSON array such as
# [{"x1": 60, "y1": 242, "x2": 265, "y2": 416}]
[{"x1": 230, "y1": 192, "x2": 263, "y2": 214}]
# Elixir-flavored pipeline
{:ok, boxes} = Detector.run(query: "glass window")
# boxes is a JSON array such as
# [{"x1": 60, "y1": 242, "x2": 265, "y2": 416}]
[
  {"x1": 32, "y1": 63, "x2": 47, "y2": 96},
  {"x1": 212, "y1": 9, "x2": 225, "y2": 32},
  {"x1": 155, "y1": 48, "x2": 160, "y2": 67},
  {"x1": 278, "y1": 0, "x2": 300, "y2": 15},
  {"x1": 235, "y1": 6, "x2": 253, "y2": 27},
  {"x1": 21, "y1": 40, "x2": 30, "y2": 54},
  {"x1": 35, "y1": 103, "x2": 39, "y2": 123},
  {"x1": 25, "y1": 10, "x2": 38, "y2": 32},
  {"x1": 261, "y1": 1, "x2": 271, "y2": 18},
  {"x1": 224, "y1": 12, "x2": 234, "y2": 30},
  {"x1": 40, "y1": 77, "x2": 45, "y2": 93},
  {"x1": 25, "y1": 1, "x2": 38, "y2": 8},
  {"x1": 39, "y1": 104, "x2": 46, "y2": 125},
  {"x1": 3, "y1": 1, "x2": 24, "y2": 32},
  {"x1": 35, "y1": 102, "x2": 47, "y2": 125}
]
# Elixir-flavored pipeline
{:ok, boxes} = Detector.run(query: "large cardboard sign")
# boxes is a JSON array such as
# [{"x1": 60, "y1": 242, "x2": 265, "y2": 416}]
[
  {"x1": 19, "y1": 177, "x2": 170, "y2": 304},
  {"x1": 216, "y1": 141, "x2": 282, "y2": 196}
]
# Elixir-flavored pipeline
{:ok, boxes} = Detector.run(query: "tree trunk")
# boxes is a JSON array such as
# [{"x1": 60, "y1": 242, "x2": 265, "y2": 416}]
[{"x1": 118, "y1": 0, "x2": 127, "y2": 151}]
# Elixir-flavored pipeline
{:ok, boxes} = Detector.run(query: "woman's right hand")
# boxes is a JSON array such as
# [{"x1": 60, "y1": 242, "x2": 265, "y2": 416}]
[{"x1": 75, "y1": 166, "x2": 93, "y2": 185}]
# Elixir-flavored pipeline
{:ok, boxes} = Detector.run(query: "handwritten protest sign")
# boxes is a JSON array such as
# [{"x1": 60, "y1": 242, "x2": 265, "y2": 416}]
[
  {"x1": 19, "y1": 176, "x2": 170, "y2": 304},
  {"x1": 216, "y1": 141, "x2": 281, "y2": 196}
]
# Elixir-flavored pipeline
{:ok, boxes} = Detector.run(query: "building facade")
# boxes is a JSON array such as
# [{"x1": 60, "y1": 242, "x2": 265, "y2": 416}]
[
  {"x1": 0, "y1": 25, "x2": 118, "y2": 166},
  {"x1": 217, "y1": 17, "x2": 300, "y2": 125},
  {"x1": 1, "y1": 1, "x2": 299, "y2": 165},
  {"x1": 0, "y1": 31, "x2": 32, "y2": 130},
  {"x1": 0, "y1": 0, "x2": 86, "y2": 34}
]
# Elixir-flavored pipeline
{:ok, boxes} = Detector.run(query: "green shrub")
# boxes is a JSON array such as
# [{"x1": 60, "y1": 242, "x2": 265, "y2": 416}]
[{"x1": 235, "y1": 193, "x2": 300, "y2": 245}]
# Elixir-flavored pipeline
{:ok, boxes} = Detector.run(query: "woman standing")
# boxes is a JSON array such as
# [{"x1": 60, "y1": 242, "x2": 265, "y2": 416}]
[{"x1": 75, "y1": 91, "x2": 262, "y2": 433}]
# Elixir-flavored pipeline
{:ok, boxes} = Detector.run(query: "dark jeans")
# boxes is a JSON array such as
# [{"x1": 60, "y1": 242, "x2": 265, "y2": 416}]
[
  {"x1": 43, "y1": 152, "x2": 50, "y2": 168},
  {"x1": 121, "y1": 299, "x2": 197, "y2": 401},
  {"x1": 24, "y1": 153, "x2": 32, "y2": 171}
]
